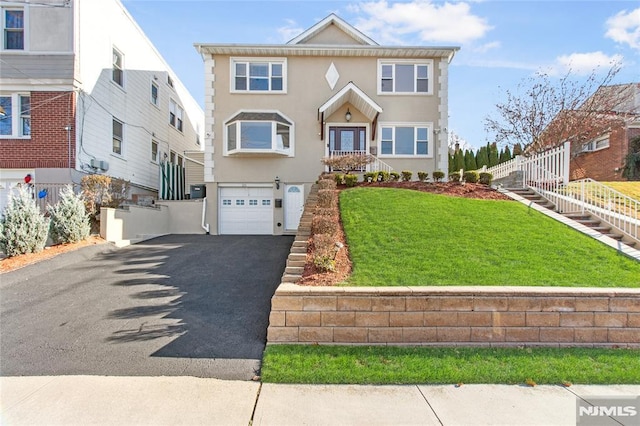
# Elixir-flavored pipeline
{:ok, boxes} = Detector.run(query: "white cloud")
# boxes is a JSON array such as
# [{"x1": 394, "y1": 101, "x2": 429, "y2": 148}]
[
  {"x1": 350, "y1": 0, "x2": 492, "y2": 45},
  {"x1": 552, "y1": 51, "x2": 624, "y2": 75},
  {"x1": 277, "y1": 19, "x2": 304, "y2": 43},
  {"x1": 605, "y1": 8, "x2": 640, "y2": 50},
  {"x1": 473, "y1": 41, "x2": 501, "y2": 53}
]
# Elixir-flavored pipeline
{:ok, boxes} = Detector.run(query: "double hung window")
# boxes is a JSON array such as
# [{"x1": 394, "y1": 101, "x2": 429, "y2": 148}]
[
  {"x1": 3, "y1": 9, "x2": 24, "y2": 50},
  {"x1": 112, "y1": 118, "x2": 124, "y2": 155},
  {"x1": 113, "y1": 48, "x2": 124, "y2": 87},
  {"x1": 169, "y1": 99, "x2": 183, "y2": 131}
]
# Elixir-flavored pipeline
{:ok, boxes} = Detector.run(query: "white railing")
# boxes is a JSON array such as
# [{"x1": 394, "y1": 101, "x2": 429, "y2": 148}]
[
  {"x1": 556, "y1": 179, "x2": 639, "y2": 242},
  {"x1": 491, "y1": 141, "x2": 638, "y2": 243},
  {"x1": 486, "y1": 156, "x2": 521, "y2": 180}
]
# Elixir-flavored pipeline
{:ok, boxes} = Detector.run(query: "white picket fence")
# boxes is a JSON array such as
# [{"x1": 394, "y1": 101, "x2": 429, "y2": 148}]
[{"x1": 486, "y1": 141, "x2": 638, "y2": 243}]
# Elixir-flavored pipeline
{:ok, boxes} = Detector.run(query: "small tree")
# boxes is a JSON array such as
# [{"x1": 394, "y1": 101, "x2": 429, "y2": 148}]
[
  {"x1": 0, "y1": 187, "x2": 49, "y2": 257},
  {"x1": 81, "y1": 174, "x2": 130, "y2": 229},
  {"x1": 484, "y1": 64, "x2": 636, "y2": 154},
  {"x1": 48, "y1": 185, "x2": 91, "y2": 244},
  {"x1": 321, "y1": 154, "x2": 373, "y2": 174}
]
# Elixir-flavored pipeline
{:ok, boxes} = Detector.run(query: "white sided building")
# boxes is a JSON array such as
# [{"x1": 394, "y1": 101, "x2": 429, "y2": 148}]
[{"x1": 0, "y1": 0, "x2": 203, "y2": 211}]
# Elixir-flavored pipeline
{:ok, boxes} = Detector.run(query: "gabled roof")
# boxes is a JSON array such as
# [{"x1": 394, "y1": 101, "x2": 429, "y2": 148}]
[
  {"x1": 287, "y1": 13, "x2": 378, "y2": 46},
  {"x1": 318, "y1": 81, "x2": 382, "y2": 121}
]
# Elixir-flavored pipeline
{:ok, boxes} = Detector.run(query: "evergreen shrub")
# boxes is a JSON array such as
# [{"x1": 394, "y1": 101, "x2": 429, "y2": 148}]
[
  {"x1": 401, "y1": 171, "x2": 413, "y2": 181},
  {"x1": 48, "y1": 185, "x2": 91, "y2": 244},
  {"x1": 0, "y1": 187, "x2": 49, "y2": 257}
]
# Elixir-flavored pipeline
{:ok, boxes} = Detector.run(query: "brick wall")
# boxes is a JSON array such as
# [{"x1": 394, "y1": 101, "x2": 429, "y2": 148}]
[
  {"x1": 570, "y1": 125, "x2": 631, "y2": 181},
  {"x1": 0, "y1": 91, "x2": 76, "y2": 169},
  {"x1": 267, "y1": 285, "x2": 640, "y2": 347}
]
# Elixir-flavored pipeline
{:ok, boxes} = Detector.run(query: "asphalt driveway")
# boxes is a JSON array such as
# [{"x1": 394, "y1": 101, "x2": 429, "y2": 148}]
[{"x1": 0, "y1": 235, "x2": 294, "y2": 380}]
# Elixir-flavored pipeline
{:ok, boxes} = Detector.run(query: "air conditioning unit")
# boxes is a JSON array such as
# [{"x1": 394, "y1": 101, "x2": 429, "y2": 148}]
[
  {"x1": 190, "y1": 184, "x2": 206, "y2": 199},
  {"x1": 90, "y1": 159, "x2": 109, "y2": 171}
]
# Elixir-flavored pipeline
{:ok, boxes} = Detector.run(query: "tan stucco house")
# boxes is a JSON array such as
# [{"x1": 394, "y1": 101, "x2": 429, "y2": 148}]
[{"x1": 195, "y1": 14, "x2": 459, "y2": 235}]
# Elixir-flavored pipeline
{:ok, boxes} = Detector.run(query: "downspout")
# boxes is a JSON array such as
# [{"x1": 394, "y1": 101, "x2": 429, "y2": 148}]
[{"x1": 201, "y1": 197, "x2": 210, "y2": 234}]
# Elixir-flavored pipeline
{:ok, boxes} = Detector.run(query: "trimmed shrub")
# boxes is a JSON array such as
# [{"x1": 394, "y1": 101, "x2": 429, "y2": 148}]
[
  {"x1": 344, "y1": 174, "x2": 358, "y2": 187},
  {"x1": 376, "y1": 171, "x2": 389, "y2": 182},
  {"x1": 334, "y1": 173, "x2": 345, "y2": 185},
  {"x1": 317, "y1": 189, "x2": 336, "y2": 208},
  {"x1": 390, "y1": 171, "x2": 401, "y2": 182},
  {"x1": 312, "y1": 233, "x2": 338, "y2": 272},
  {"x1": 463, "y1": 170, "x2": 479, "y2": 183},
  {"x1": 363, "y1": 172, "x2": 377, "y2": 183},
  {"x1": 318, "y1": 179, "x2": 337, "y2": 190},
  {"x1": 417, "y1": 171, "x2": 428, "y2": 182},
  {"x1": 312, "y1": 215, "x2": 338, "y2": 235},
  {"x1": 0, "y1": 187, "x2": 49, "y2": 257},
  {"x1": 449, "y1": 172, "x2": 461, "y2": 182},
  {"x1": 479, "y1": 172, "x2": 494, "y2": 186},
  {"x1": 401, "y1": 170, "x2": 413, "y2": 182},
  {"x1": 47, "y1": 185, "x2": 91, "y2": 244},
  {"x1": 432, "y1": 171, "x2": 445, "y2": 182}
]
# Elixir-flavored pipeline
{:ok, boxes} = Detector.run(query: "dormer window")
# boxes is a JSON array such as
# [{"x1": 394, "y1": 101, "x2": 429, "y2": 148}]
[{"x1": 225, "y1": 112, "x2": 293, "y2": 156}]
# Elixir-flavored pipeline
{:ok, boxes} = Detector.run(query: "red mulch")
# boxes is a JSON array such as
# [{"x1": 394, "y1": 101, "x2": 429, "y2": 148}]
[{"x1": 298, "y1": 181, "x2": 511, "y2": 286}]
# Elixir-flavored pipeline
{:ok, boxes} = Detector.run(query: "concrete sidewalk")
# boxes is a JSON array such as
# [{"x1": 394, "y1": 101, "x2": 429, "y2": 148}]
[{"x1": 2, "y1": 376, "x2": 639, "y2": 425}]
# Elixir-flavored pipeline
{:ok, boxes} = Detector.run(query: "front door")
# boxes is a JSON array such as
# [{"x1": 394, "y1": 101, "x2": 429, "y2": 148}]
[
  {"x1": 284, "y1": 184, "x2": 304, "y2": 231},
  {"x1": 329, "y1": 127, "x2": 366, "y2": 154}
]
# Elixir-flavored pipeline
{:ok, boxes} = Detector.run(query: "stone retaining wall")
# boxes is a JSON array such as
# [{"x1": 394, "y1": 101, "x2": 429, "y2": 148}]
[{"x1": 267, "y1": 285, "x2": 640, "y2": 347}]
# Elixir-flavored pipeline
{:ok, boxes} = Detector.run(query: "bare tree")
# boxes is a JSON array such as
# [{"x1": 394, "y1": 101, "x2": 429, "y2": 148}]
[{"x1": 484, "y1": 64, "x2": 637, "y2": 154}]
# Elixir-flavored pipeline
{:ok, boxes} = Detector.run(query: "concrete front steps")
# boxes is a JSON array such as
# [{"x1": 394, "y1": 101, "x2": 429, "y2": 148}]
[{"x1": 503, "y1": 188, "x2": 640, "y2": 258}]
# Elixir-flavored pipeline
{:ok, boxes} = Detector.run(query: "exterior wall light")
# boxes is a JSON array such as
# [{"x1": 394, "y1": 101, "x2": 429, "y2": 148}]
[
  {"x1": 275, "y1": 176, "x2": 281, "y2": 189},
  {"x1": 345, "y1": 108, "x2": 352, "y2": 122}
]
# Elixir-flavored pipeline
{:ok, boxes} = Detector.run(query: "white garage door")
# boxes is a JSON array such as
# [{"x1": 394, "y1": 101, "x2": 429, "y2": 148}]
[{"x1": 219, "y1": 187, "x2": 273, "y2": 234}]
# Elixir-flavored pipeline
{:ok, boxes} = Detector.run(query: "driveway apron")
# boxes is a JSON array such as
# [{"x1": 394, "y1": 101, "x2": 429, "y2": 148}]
[{"x1": 0, "y1": 235, "x2": 294, "y2": 380}]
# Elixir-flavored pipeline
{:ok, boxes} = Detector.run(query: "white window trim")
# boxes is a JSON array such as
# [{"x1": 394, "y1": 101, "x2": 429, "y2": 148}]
[
  {"x1": 112, "y1": 117, "x2": 124, "y2": 157},
  {"x1": 377, "y1": 122, "x2": 434, "y2": 158},
  {"x1": 0, "y1": 92, "x2": 30, "y2": 139},
  {"x1": 169, "y1": 98, "x2": 184, "y2": 132},
  {"x1": 1, "y1": 6, "x2": 28, "y2": 51},
  {"x1": 230, "y1": 57, "x2": 287, "y2": 94},
  {"x1": 377, "y1": 59, "x2": 433, "y2": 95},
  {"x1": 223, "y1": 109, "x2": 294, "y2": 157},
  {"x1": 112, "y1": 46, "x2": 125, "y2": 89},
  {"x1": 581, "y1": 135, "x2": 610, "y2": 153},
  {"x1": 150, "y1": 79, "x2": 160, "y2": 108},
  {"x1": 151, "y1": 140, "x2": 159, "y2": 163}
]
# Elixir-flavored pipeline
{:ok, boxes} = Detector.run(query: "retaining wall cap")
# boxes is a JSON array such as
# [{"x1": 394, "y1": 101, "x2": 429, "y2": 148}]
[{"x1": 274, "y1": 283, "x2": 640, "y2": 297}]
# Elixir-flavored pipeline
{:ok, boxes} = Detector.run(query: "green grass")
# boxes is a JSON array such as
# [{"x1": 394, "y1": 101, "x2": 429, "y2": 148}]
[
  {"x1": 339, "y1": 187, "x2": 640, "y2": 287},
  {"x1": 602, "y1": 182, "x2": 640, "y2": 201},
  {"x1": 261, "y1": 345, "x2": 640, "y2": 385}
]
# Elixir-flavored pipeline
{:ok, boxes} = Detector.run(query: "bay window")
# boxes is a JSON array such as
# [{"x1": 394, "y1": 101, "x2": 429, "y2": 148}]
[{"x1": 225, "y1": 112, "x2": 293, "y2": 155}]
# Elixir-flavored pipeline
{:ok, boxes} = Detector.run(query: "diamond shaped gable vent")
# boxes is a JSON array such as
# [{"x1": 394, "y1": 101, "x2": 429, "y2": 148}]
[{"x1": 325, "y1": 63, "x2": 339, "y2": 90}]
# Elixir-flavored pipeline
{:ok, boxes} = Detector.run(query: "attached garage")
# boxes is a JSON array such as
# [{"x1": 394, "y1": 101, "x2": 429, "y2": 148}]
[{"x1": 219, "y1": 186, "x2": 274, "y2": 234}]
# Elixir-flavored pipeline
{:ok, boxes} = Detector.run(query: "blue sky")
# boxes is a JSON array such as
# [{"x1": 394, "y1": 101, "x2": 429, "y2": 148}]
[{"x1": 122, "y1": 0, "x2": 640, "y2": 150}]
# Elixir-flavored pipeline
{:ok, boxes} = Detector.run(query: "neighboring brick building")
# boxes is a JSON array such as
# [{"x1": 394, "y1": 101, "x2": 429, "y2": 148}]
[
  {"x1": 571, "y1": 122, "x2": 640, "y2": 181},
  {"x1": 567, "y1": 83, "x2": 640, "y2": 182},
  {"x1": 0, "y1": 0, "x2": 203, "y2": 212}
]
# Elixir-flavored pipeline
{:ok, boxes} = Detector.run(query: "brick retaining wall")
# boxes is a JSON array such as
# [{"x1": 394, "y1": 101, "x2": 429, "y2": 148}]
[{"x1": 267, "y1": 285, "x2": 640, "y2": 347}]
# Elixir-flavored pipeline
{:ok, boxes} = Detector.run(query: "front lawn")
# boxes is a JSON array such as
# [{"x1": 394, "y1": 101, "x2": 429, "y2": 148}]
[
  {"x1": 339, "y1": 187, "x2": 640, "y2": 287},
  {"x1": 261, "y1": 345, "x2": 640, "y2": 385}
]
